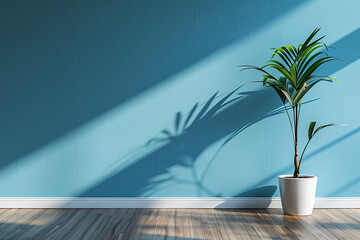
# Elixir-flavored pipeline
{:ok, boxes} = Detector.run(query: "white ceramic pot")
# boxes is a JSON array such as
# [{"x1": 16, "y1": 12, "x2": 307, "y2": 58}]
[{"x1": 278, "y1": 175, "x2": 317, "y2": 216}]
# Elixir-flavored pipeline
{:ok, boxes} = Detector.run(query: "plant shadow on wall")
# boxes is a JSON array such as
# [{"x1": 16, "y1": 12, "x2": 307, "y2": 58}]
[
  {"x1": 81, "y1": 86, "x2": 319, "y2": 197},
  {"x1": 79, "y1": 27, "x2": 360, "y2": 198}
]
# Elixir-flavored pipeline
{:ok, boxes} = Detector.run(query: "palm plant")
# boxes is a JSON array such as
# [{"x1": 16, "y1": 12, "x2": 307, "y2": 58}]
[{"x1": 240, "y1": 28, "x2": 338, "y2": 178}]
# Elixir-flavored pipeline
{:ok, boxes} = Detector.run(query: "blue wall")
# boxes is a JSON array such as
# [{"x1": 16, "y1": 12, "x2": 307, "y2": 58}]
[{"x1": 1, "y1": 0, "x2": 360, "y2": 197}]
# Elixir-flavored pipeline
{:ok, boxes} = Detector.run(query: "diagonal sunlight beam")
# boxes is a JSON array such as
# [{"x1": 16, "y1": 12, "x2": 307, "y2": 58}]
[
  {"x1": 0, "y1": 0, "x2": 308, "y2": 170},
  {"x1": 0, "y1": 0, "x2": 360, "y2": 197}
]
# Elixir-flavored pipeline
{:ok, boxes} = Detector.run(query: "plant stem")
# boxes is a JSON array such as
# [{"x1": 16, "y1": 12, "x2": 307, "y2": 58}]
[
  {"x1": 283, "y1": 103, "x2": 295, "y2": 144},
  {"x1": 293, "y1": 105, "x2": 299, "y2": 178},
  {"x1": 298, "y1": 138, "x2": 311, "y2": 174}
]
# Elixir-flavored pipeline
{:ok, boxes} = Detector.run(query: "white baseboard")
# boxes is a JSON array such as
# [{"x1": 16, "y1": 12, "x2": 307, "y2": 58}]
[{"x1": 0, "y1": 197, "x2": 358, "y2": 208}]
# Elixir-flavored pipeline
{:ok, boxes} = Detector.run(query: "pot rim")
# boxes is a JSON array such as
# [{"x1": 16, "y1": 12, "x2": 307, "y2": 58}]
[{"x1": 278, "y1": 174, "x2": 317, "y2": 180}]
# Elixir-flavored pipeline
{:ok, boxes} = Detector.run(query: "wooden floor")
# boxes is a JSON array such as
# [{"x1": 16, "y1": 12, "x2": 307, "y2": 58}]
[{"x1": 0, "y1": 208, "x2": 359, "y2": 239}]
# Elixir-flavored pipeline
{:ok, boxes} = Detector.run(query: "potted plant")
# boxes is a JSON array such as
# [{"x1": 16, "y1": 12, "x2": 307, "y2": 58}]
[{"x1": 240, "y1": 28, "x2": 339, "y2": 215}]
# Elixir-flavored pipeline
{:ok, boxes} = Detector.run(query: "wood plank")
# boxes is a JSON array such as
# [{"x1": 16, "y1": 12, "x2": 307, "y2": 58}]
[{"x1": 0, "y1": 208, "x2": 358, "y2": 239}]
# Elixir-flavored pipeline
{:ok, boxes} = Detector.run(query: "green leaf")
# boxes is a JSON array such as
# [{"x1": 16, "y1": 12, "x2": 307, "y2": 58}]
[
  {"x1": 299, "y1": 28, "x2": 321, "y2": 53},
  {"x1": 292, "y1": 79, "x2": 322, "y2": 105},
  {"x1": 279, "y1": 76, "x2": 287, "y2": 85},
  {"x1": 297, "y1": 51, "x2": 324, "y2": 78},
  {"x1": 308, "y1": 121, "x2": 316, "y2": 140},
  {"x1": 298, "y1": 56, "x2": 335, "y2": 86},
  {"x1": 281, "y1": 46, "x2": 295, "y2": 61},
  {"x1": 272, "y1": 47, "x2": 293, "y2": 64},
  {"x1": 297, "y1": 43, "x2": 303, "y2": 52},
  {"x1": 239, "y1": 65, "x2": 278, "y2": 81},
  {"x1": 313, "y1": 123, "x2": 339, "y2": 136},
  {"x1": 272, "y1": 51, "x2": 291, "y2": 68},
  {"x1": 280, "y1": 88, "x2": 294, "y2": 106},
  {"x1": 317, "y1": 76, "x2": 339, "y2": 83},
  {"x1": 290, "y1": 62, "x2": 297, "y2": 82},
  {"x1": 239, "y1": 27, "x2": 338, "y2": 109},
  {"x1": 305, "y1": 35, "x2": 326, "y2": 52},
  {"x1": 288, "y1": 45, "x2": 298, "y2": 56},
  {"x1": 297, "y1": 43, "x2": 324, "y2": 66},
  {"x1": 263, "y1": 63, "x2": 296, "y2": 88},
  {"x1": 292, "y1": 83, "x2": 307, "y2": 103},
  {"x1": 266, "y1": 59, "x2": 288, "y2": 71},
  {"x1": 264, "y1": 81, "x2": 285, "y2": 102}
]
